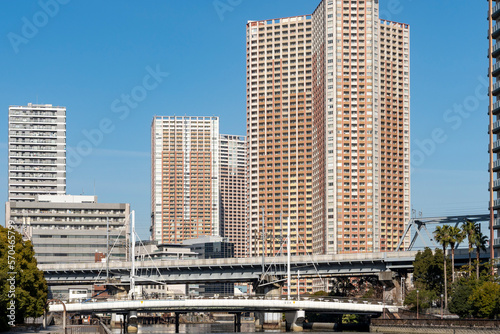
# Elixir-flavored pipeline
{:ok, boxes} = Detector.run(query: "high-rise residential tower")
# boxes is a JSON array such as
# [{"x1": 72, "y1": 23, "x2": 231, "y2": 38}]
[
  {"x1": 220, "y1": 134, "x2": 248, "y2": 258},
  {"x1": 151, "y1": 116, "x2": 220, "y2": 244},
  {"x1": 247, "y1": 15, "x2": 314, "y2": 258},
  {"x1": 246, "y1": 0, "x2": 410, "y2": 257},
  {"x1": 8, "y1": 103, "x2": 66, "y2": 202},
  {"x1": 488, "y1": 0, "x2": 500, "y2": 268}
]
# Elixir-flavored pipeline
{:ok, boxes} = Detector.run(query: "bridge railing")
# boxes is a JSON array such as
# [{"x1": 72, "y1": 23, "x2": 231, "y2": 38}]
[{"x1": 58, "y1": 293, "x2": 394, "y2": 306}]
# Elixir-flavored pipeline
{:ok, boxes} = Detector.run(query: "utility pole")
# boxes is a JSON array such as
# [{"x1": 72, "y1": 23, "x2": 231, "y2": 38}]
[
  {"x1": 106, "y1": 217, "x2": 109, "y2": 283},
  {"x1": 130, "y1": 211, "x2": 136, "y2": 299},
  {"x1": 287, "y1": 216, "x2": 291, "y2": 301}
]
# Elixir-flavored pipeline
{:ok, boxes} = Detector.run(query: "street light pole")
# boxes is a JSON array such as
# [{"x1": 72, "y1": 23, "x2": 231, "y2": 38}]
[{"x1": 416, "y1": 290, "x2": 419, "y2": 320}]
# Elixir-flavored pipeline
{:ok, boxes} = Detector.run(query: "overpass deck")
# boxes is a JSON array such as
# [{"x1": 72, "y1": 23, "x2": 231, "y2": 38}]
[{"x1": 40, "y1": 251, "x2": 420, "y2": 285}]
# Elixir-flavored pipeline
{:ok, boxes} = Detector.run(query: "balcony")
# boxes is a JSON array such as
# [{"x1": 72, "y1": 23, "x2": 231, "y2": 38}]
[
  {"x1": 492, "y1": 22, "x2": 500, "y2": 38},
  {"x1": 492, "y1": 139, "x2": 500, "y2": 152},
  {"x1": 492, "y1": 120, "x2": 500, "y2": 133},
  {"x1": 493, "y1": 81, "x2": 500, "y2": 96},
  {"x1": 493, "y1": 199, "x2": 500, "y2": 209},
  {"x1": 493, "y1": 179, "x2": 500, "y2": 191},
  {"x1": 494, "y1": 238, "x2": 500, "y2": 248},
  {"x1": 494, "y1": 218, "x2": 500, "y2": 228},
  {"x1": 492, "y1": 61, "x2": 500, "y2": 76},
  {"x1": 492, "y1": 100, "x2": 500, "y2": 114},
  {"x1": 493, "y1": 42, "x2": 500, "y2": 58},
  {"x1": 491, "y1": 2, "x2": 500, "y2": 19}
]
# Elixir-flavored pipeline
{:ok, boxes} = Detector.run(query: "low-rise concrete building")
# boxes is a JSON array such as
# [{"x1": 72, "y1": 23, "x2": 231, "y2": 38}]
[{"x1": 5, "y1": 194, "x2": 130, "y2": 265}]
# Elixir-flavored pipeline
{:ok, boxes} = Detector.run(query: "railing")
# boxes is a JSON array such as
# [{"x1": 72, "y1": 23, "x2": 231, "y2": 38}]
[
  {"x1": 493, "y1": 22, "x2": 500, "y2": 37},
  {"x1": 372, "y1": 318, "x2": 500, "y2": 329},
  {"x1": 63, "y1": 293, "x2": 394, "y2": 306},
  {"x1": 493, "y1": 61, "x2": 500, "y2": 74},
  {"x1": 494, "y1": 42, "x2": 500, "y2": 55},
  {"x1": 493, "y1": 81, "x2": 500, "y2": 93},
  {"x1": 491, "y1": 2, "x2": 500, "y2": 18}
]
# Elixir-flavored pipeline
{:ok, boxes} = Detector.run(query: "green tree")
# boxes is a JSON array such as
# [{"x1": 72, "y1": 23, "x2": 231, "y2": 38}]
[
  {"x1": 434, "y1": 225, "x2": 451, "y2": 309},
  {"x1": 412, "y1": 247, "x2": 446, "y2": 297},
  {"x1": 469, "y1": 281, "x2": 500, "y2": 319},
  {"x1": 462, "y1": 220, "x2": 477, "y2": 277},
  {"x1": 448, "y1": 278, "x2": 477, "y2": 318},
  {"x1": 472, "y1": 227, "x2": 488, "y2": 280},
  {"x1": 0, "y1": 225, "x2": 47, "y2": 331},
  {"x1": 404, "y1": 288, "x2": 433, "y2": 312},
  {"x1": 448, "y1": 226, "x2": 465, "y2": 283}
]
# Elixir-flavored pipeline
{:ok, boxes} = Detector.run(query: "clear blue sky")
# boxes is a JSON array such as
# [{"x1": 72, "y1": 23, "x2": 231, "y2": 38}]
[{"x1": 0, "y1": 0, "x2": 490, "y2": 242}]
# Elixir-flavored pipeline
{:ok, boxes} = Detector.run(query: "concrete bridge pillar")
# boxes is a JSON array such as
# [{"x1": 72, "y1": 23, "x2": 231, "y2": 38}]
[
  {"x1": 230, "y1": 312, "x2": 241, "y2": 332},
  {"x1": 175, "y1": 312, "x2": 180, "y2": 333},
  {"x1": 379, "y1": 271, "x2": 407, "y2": 305},
  {"x1": 127, "y1": 310, "x2": 138, "y2": 333},
  {"x1": 253, "y1": 275, "x2": 283, "y2": 329},
  {"x1": 285, "y1": 310, "x2": 305, "y2": 332}
]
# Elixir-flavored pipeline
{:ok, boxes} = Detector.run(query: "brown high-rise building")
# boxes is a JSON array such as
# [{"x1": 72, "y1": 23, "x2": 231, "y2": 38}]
[
  {"x1": 246, "y1": 0, "x2": 410, "y2": 261},
  {"x1": 151, "y1": 116, "x2": 220, "y2": 244},
  {"x1": 220, "y1": 134, "x2": 248, "y2": 258},
  {"x1": 247, "y1": 15, "x2": 314, "y2": 259}
]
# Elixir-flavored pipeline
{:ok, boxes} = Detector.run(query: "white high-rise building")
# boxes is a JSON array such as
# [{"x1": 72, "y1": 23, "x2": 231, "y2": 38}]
[
  {"x1": 220, "y1": 134, "x2": 248, "y2": 258},
  {"x1": 151, "y1": 116, "x2": 220, "y2": 244},
  {"x1": 8, "y1": 103, "x2": 66, "y2": 202}
]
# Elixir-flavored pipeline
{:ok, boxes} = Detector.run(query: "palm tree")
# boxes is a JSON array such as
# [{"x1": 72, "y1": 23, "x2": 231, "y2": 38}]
[
  {"x1": 473, "y1": 227, "x2": 488, "y2": 280},
  {"x1": 462, "y1": 220, "x2": 477, "y2": 277},
  {"x1": 434, "y1": 225, "x2": 451, "y2": 310},
  {"x1": 448, "y1": 226, "x2": 465, "y2": 283}
]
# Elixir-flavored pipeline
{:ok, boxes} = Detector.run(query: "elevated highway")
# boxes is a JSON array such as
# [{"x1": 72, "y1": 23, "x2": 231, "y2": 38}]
[
  {"x1": 40, "y1": 251, "x2": 418, "y2": 285},
  {"x1": 39, "y1": 248, "x2": 489, "y2": 286}
]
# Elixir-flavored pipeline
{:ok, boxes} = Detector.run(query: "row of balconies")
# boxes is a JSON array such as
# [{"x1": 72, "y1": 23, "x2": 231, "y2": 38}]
[
  {"x1": 9, "y1": 180, "x2": 59, "y2": 186},
  {"x1": 9, "y1": 166, "x2": 57, "y2": 172},
  {"x1": 9, "y1": 118, "x2": 59, "y2": 124},
  {"x1": 9, "y1": 160, "x2": 61, "y2": 166},
  {"x1": 9, "y1": 153, "x2": 58, "y2": 159}
]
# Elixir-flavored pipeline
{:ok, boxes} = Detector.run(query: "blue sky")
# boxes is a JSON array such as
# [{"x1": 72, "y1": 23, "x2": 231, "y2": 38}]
[{"x1": 0, "y1": 0, "x2": 490, "y2": 242}]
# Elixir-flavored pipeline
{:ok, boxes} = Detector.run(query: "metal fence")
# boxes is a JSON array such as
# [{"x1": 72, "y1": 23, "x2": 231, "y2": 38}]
[{"x1": 372, "y1": 318, "x2": 500, "y2": 329}]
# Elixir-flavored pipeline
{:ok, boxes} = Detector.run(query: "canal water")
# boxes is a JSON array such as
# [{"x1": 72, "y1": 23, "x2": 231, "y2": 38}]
[{"x1": 111, "y1": 323, "x2": 347, "y2": 333}]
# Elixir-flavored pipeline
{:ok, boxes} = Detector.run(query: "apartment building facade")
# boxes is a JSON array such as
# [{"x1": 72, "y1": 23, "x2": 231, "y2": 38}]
[
  {"x1": 8, "y1": 103, "x2": 66, "y2": 202},
  {"x1": 151, "y1": 116, "x2": 220, "y2": 244},
  {"x1": 246, "y1": 15, "x2": 314, "y2": 259},
  {"x1": 488, "y1": 0, "x2": 500, "y2": 265},
  {"x1": 246, "y1": 0, "x2": 410, "y2": 259},
  {"x1": 220, "y1": 134, "x2": 248, "y2": 258}
]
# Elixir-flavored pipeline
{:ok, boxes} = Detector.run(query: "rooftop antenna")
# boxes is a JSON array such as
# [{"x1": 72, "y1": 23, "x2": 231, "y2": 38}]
[{"x1": 93, "y1": 179, "x2": 96, "y2": 196}]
